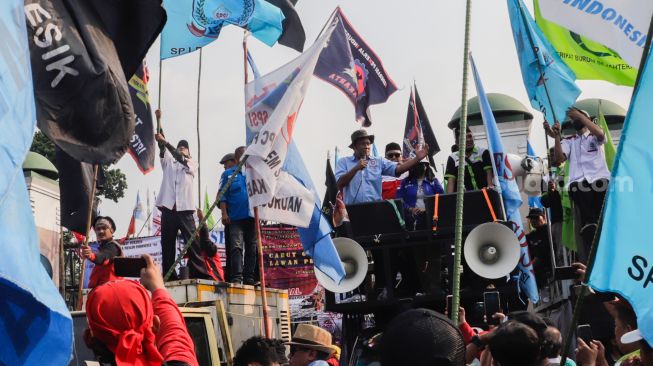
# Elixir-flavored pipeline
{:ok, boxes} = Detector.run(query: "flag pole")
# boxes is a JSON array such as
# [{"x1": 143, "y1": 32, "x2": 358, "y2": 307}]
[
  {"x1": 196, "y1": 49, "x2": 203, "y2": 208},
  {"x1": 75, "y1": 164, "x2": 99, "y2": 310},
  {"x1": 559, "y1": 13, "x2": 653, "y2": 365},
  {"x1": 451, "y1": 0, "x2": 473, "y2": 325},
  {"x1": 244, "y1": 30, "x2": 272, "y2": 339}
]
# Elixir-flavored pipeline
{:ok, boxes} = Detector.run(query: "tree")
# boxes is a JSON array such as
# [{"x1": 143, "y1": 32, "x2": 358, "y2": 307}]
[{"x1": 30, "y1": 131, "x2": 128, "y2": 202}]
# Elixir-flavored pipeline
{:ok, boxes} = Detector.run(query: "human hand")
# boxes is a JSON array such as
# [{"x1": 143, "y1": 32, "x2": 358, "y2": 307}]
[
  {"x1": 416, "y1": 143, "x2": 430, "y2": 160},
  {"x1": 552, "y1": 122, "x2": 562, "y2": 137},
  {"x1": 543, "y1": 121, "x2": 554, "y2": 137},
  {"x1": 155, "y1": 133, "x2": 165, "y2": 143},
  {"x1": 221, "y1": 215, "x2": 231, "y2": 226},
  {"x1": 572, "y1": 262, "x2": 587, "y2": 282},
  {"x1": 548, "y1": 180, "x2": 556, "y2": 192},
  {"x1": 357, "y1": 158, "x2": 369, "y2": 171},
  {"x1": 196, "y1": 209, "x2": 204, "y2": 221},
  {"x1": 458, "y1": 307, "x2": 467, "y2": 326},
  {"x1": 81, "y1": 245, "x2": 93, "y2": 259},
  {"x1": 576, "y1": 338, "x2": 600, "y2": 366},
  {"x1": 155, "y1": 109, "x2": 162, "y2": 119},
  {"x1": 140, "y1": 254, "x2": 165, "y2": 292},
  {"x1": 566, "y1": 107, "x2": 587, "y2": 122}
]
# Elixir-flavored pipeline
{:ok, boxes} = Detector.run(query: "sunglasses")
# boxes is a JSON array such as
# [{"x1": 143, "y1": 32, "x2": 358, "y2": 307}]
[{"x1": 386, "y1": 153, "x2": 401, "y2": 159}]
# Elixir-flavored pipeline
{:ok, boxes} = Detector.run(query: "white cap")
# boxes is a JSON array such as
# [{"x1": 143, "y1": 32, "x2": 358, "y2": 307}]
[{"x1": 621, "y1": 329, "x2": 643, "y2": 344}]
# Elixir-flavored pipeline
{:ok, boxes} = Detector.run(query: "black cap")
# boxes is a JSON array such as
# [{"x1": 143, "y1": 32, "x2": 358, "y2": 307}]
[
  {"x1": 385, "y1": 142, "x2": 401, "y2": 153},
  {"x1": 527, "y1": 207, "x2": 545, "y2": 218},
  {"x1": 177, "y1": 140, "x2": 189, "y2": 150},
  {"x1": 379, "y1": 309, "x2": 465, "y2": 366},
  {"x1": 93, "y1": 216, "x2": 116, "y2": 232},
  {"x1": 349, "y1": 129, "x2": 375, "y2": 148}
]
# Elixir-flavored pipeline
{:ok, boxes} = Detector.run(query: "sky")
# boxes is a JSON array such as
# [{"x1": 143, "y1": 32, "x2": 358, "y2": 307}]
[{"x1": 100, "y1": 0, "x2": 633, "y2": 235}]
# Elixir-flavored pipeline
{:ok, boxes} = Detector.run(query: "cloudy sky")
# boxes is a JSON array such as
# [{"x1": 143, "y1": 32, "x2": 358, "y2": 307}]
[{"x1": 100, "y1": 0, "x2": 633, "y2": 234}]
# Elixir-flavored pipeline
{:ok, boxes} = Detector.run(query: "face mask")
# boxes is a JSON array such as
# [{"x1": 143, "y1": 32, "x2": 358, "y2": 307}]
[{"x1": 573, "y1": 119, "x2": 584, "y2": 131}]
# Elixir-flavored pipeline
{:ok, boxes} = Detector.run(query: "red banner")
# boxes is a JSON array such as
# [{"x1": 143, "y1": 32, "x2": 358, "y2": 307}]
[{"x1": 261, "y1": 226, "x2": 317, "y2": 296}]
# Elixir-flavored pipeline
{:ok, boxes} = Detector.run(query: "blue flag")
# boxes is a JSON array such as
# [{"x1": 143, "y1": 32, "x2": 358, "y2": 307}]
[
  {"x1": 0, "y1": 2, "x2": 72, "y2": 363},
  {"x1": 507, "y1": 0, "x2": 581, "y2": 124},
  {"x1": 471, "y1": 56, "x2": 539, "y2": 303},
  {"x1": 161, "y1": 0, "x2": 284, "y2": 59},
  {"x1": 588, "y1": 46, "x2": 653, "y2": 345}
]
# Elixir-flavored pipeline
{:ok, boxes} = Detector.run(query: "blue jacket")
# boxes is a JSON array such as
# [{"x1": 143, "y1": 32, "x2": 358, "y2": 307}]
[
  {"x1": 219, "y1": 166, "x2": 251, "y2": 221},
  {"x1": 396, "y1": 177, "x2": 444, "y2": 209}
]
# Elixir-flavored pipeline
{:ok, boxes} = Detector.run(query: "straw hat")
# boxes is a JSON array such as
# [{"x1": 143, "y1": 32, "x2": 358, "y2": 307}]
[{"x1": 286, "y1": 324, "x2": 334, "y2": 354}]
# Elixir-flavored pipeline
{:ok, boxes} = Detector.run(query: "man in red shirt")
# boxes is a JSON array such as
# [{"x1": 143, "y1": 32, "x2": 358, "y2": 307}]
[{"x1": 382, "y1": 142, "x2": 406, "y2": 199}]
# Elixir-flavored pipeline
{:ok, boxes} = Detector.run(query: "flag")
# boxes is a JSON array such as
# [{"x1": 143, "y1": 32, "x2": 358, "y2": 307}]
[
  {"x1": 597, "y1": 101, "x2": 616, "y2": 171},
  {"x1": 204, "y1": 190, "x2": 217, "y2": 230},
  {"x1": 25, "y1": 0, "x2": 165, "y2": 164},
  {"x1": 403, "y1": 84, "x2": 441, "y2": 160},
  {"x1": 244, "y1": 21, "x2": 337, "y2": 227},
  {"x1": 533, "y1": 0, "x2": 636, "y2": 87},
  {"x1": 125, "y1": 212, "x2": 136, "y2": 239},
  {"x1": 134, "y1": 191, "x2": 144, "y2": 221},
  {"x1": 588, "y1": 45, "x2": 653, "y2": 345},
  {"x1": 472, "y1": 56, "x2": 539, "y2": 303},
  {"x1": 128, "y1": 61, "x2": 156, "y2": 174},
  {"x1": 507, "y1": 0, "x2": 581, "y2": 125},
  {"x1": 314, "y1": 7, "x2": 397, "y2": 127},
  {"x1": 321, "y1": 154, "x2": 338, "y2": 224},
  {"x1": 538, "y1": 0, "x2": 653, "y2": 68},
  {"x1": 152, "y1": 207, "x2": 162, "y2": 236},
  {"x1": 56, "y1": 148, "x2": 101, "y2": 234},
  {"x1": 244, "y1": 24, "x2": 345, "y2": 282},
  {"x1": 526, "y1": 141, "x2": 543, "y2": 208},
  {"x1": 265, "y1": 0, "x2": 305, "y2": 52},
  {"x1": 559, "y1": 162, "x2": 577, "y2": 251},
  {"x1": 160, "y1": 0, "x2": 285, "y2": 59},
  {"x1": 0, "y1": 1, "x2": 72, "y2": 363}
]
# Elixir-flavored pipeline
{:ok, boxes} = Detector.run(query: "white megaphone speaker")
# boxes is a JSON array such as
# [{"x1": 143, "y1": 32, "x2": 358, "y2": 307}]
[
  {"x1": 464, "y1": 222, "x2": 521, "y2": 279},
  {"x1": 314, "y1": 237, "x2": 368, "y2": 293}
]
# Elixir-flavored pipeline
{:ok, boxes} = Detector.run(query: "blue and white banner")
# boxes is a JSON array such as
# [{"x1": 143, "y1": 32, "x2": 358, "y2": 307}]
[
  {"x1": 539, "y1": 0, "x2": 653, "y2": 68},
  {"x1": 0, "y1": 1, "x2": 72, "y2": 363},
  {"x1": 507, "y1": 0, "x2": 581, "y2": 125},
  {"x1": 161, "y1": 0, "x2": 284, "y2": 59},
  {"x1": 472, "y1": 56, "x2": 540, "y2": 303},
  {"x1": 588, "y1": 46, "x2": 653, "y2": 345}
]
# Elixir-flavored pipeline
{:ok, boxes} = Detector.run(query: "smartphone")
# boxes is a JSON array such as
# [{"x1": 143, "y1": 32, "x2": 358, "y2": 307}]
[
  {"x1": 555, "y1": 266, "x2": 578, "y2": 280},
  {"x1": 484, "y1": 291, "x2": 501, "y2": 325},
  {"x1": 577, "y1": 324, "x2": 593, "y2": 345},
  {"x1": 114, "y1": 257, "x2": 147, "y2": 278}
]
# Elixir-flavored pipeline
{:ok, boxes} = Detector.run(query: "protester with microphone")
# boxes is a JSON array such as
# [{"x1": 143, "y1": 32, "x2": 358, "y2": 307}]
[
  {"x1": 335, "y1": 129, "x2": 429, "y2": 205},
  {"x1": 154, "y1": 128, "x2": 199, "y2": 280}
]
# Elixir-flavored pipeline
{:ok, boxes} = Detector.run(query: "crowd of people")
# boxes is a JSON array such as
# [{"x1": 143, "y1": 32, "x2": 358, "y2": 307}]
[{"x1": 76, "y1": 106, "x2": 647, "y2": 366}]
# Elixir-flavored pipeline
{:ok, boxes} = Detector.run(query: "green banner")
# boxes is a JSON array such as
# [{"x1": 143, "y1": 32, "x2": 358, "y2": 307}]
[
  {"x1": 534, "y1": 0, "x2": 636, "y2": 87},
  {"x1": 597, "y1": 101, "x2": 616, "y2": 171}
]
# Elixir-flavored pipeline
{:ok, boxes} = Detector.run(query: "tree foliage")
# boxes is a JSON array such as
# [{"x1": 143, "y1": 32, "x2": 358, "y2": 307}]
[{"x1": 30, "y1": 131, "x2": 128, "y2": 202}]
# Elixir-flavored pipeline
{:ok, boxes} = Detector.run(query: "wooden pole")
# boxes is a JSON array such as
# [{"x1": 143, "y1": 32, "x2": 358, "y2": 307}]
[
  {"x1": 244, "y1": 30, "x2": 272, "y2": 339},
  {"x1": 75, "y1": 164, "x2": 99, "y2": 311}
]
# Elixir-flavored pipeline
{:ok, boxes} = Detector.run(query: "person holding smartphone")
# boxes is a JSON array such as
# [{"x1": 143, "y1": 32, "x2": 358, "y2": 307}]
[{"x1": 82, "y1": 216, "x2": 123, "y2": 288}]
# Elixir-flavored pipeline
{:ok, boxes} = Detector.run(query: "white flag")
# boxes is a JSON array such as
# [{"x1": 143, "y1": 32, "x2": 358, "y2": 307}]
[
  {"x1": 243, "y1": 21, "x2": 337, "y2": 227},
  {"x1": 539, "y1": 0, "x2": 653, "y2": 67}
]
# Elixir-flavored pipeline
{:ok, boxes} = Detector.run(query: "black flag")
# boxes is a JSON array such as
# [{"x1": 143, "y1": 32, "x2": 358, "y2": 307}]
[
  {"x1": 321, "y1": 155, "x2": 338, "y2": 225},
  {"x1": 403, "y1": 84, "x2": 440, "y2": 160},
  {"x1": 314, "y1": 7, "x2": 397, "y2": 127},
  {"x1": 56, "y1": 148, "x2": 103, "y2": 234},
  {"x1": 265, "y1": 0, "x2": 305, "y2": 52},
  {"x1": 25, "y1": 0, "x2": 165, "y2": 164},
  {"x1": 127, "y1": 61, "x2": 155, "y2": 174}
]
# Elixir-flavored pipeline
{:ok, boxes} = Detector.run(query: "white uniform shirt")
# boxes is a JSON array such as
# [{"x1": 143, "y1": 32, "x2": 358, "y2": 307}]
[
  {"x1": 155, "y1": 150, "x2": 197, "y2": 211},
  {"x1": 561, "y1": 132, "x2": 611, "y2": 184}
]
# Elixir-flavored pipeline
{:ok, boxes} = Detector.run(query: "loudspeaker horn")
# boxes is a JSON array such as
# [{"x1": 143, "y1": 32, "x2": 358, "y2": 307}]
[
  {"x1": 314, "y1": 237, "x2": 369, "y2": 293},
  {"x1": 464, "y1": 222, "x2": 521, "y2": 279}
]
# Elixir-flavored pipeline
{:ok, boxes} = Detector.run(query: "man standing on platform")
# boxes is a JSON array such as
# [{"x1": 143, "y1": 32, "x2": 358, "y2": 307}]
[
  {"x1": 445, "y1": 127, "x2": 494, "y2": 193},
  {"x1": 154, "y1": 133, "x2": 198, "y2": 280},
  {"x1": 336, "y1": 130, "x2": 428, "y2": 205},
  {"x1": 219, "y1": 153, "x2": 257, "y2": 285}
]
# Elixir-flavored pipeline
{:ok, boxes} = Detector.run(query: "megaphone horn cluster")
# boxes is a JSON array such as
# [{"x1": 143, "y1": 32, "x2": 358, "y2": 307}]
[
  {"x1": 463, "y1": 221, "x2": 521, "y2": 279},
  {"x1": 314, "y1": 237, "x2": 369, "y2": 293}
]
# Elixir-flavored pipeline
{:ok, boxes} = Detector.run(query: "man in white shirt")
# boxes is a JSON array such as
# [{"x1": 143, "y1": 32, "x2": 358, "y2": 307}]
[
  {"x1": 548, "y1": 108, "x2": 610, "y2": 256},
  {"x1": 154, "y1": 133, "x2": 198, "y2": 279}
]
